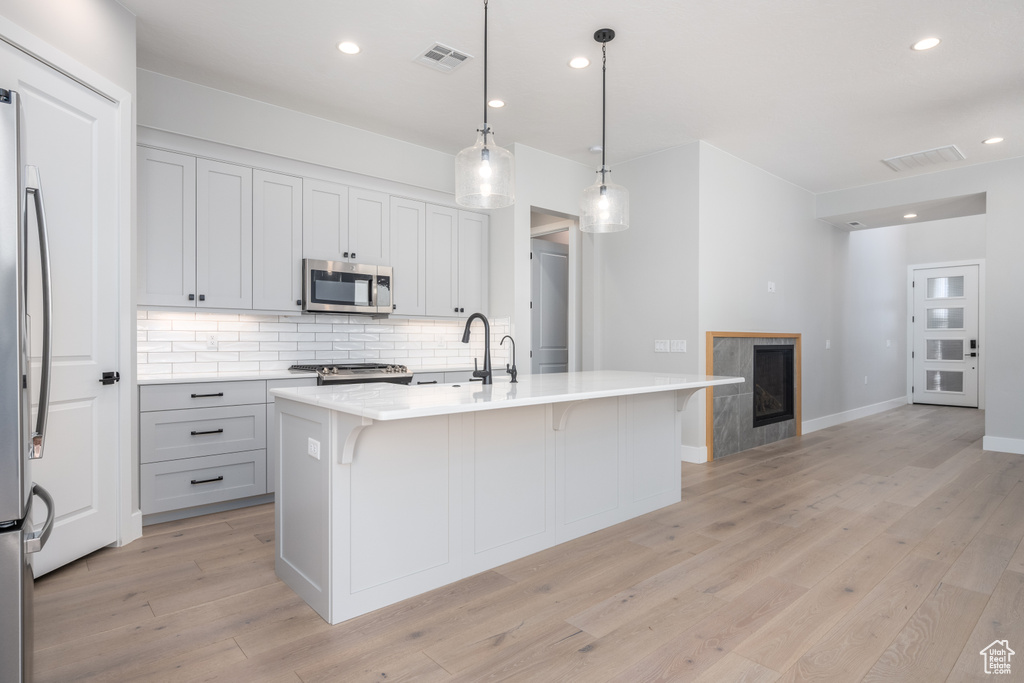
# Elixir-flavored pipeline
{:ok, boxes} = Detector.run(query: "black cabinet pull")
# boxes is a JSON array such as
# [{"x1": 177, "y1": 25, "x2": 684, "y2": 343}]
[
  {"x1": 188, "y1": 294, "x2": 195, "y2": 301},
  {"x1": 190, "y1": 475, "x2": 224, "y2": 485},
  {"x1": 343, "y1": 251, "x2": 349, "y2": 258},
  {"x1": 416, "y1": 380, "x2": 438, "y2": 385},
  {"x1": 190, "y1": 392, "x2": 224, "y2": 398},
  {"x1": 350, "y1": 252, "x2": 356, "y2": 258},
  {"x1": 199, "y1": 294, "x2": 206, "y2": 301},
  {"x1": 454, "y1": 307, "x2": 458, "y2": 313},
  {"x1": 190, "y1": 428, "x2": 224, "y2": 436},
  {"x1": 460, "y1": 308, "x2": 465, "y2": 313},
  {"x1": 296, "y1": 299, "x2": 302, "y2": 306}
]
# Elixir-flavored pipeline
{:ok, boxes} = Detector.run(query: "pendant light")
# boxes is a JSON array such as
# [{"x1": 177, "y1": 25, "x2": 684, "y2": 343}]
[
  {"x1": 455, "y1": 0, "x2": 515, "y2": 209},
  {"x1": 580, "y1": 29, "x2": 629, "y2": 233}
]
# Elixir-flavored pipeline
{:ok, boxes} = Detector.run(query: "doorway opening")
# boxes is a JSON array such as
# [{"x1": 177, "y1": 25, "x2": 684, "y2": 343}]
[{"x1": 530, "y1": 209, "x2": 580, "y2": 374}]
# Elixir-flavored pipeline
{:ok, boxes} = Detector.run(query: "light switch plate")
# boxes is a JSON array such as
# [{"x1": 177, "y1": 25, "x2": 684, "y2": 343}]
[
  {"x1": 767, "y1": 281, "x2": 776, "y2": 293},
  {"x1": 670, "y1": 340, "x2": 687, "y2": 353},
  {"x1": 654, "y1": 340, "x2": 669, "y2": 353}
]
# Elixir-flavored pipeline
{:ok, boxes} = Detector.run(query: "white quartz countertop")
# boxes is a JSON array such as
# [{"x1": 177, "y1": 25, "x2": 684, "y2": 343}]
[
  {"x1": 137, "y1": 369, "x2": 319, "y2": 385},
  {"x1": 270, "y1": 370, "x2": 744, "y2": 421}
]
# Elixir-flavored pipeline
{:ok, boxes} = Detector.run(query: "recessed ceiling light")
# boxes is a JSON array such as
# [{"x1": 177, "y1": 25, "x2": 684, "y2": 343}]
[
  {"x1": 337, "y1": 42, "x2": 360, "y2": 55},
  {"x1": 569, "y1": 57, "x2": 590, "y2": 69},
  {"x1": 983, "y1": 137, "x2": 1004, "y2": 145},
  {"x1": 912, "y1": 37, "x2": 940, "y2": 51},
  {"x1": 904, "y1": 213, "x2": 918, "y2": 219},
  {"x1": 488, "y1": 99, "x2": 505, "y2": 108}
]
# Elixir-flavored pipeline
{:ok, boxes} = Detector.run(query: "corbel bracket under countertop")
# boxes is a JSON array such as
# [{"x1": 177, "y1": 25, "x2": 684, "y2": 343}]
[{"x1": 340, "y1": 416, "x2": 374, "y2": 465}]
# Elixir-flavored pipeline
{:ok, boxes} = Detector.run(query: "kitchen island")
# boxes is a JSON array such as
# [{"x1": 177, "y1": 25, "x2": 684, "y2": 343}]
[{"x1": 271, "y1": 370, "x2": 743, "y2": 624}]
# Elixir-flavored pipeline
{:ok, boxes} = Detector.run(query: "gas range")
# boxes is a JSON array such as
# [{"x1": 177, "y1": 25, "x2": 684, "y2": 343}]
[{"x1": 289, "y1": 363, "x2": 413, "y2": 386}]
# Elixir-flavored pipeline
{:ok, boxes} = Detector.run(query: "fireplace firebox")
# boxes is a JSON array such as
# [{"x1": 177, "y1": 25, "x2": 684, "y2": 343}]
[{"x1": 752, "y1": 345, "x2": 795, "y2": 428}]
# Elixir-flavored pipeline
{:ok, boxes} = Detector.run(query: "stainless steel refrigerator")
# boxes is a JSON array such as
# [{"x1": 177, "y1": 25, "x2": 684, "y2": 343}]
[{"x1": 1, "y1": 87, "x2": 55, "y2": 683}]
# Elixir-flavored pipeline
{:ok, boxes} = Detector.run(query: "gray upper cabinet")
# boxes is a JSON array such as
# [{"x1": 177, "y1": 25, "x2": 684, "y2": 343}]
[
  {"x1": 196, "y1": 159, "x2": 253, "y2": 309},
  {"x1": 457, "y1": 211, "x2": 488, "y2": 317},
  {"x1": 253, "y1": 170, "x2": 303, "y2": 312},
  {"x1": 348, "y1": 188, "x2": 390, "y2": 266},
  {"x1": 425, "y1": 204, "x2": 459, "y2": 318},
  {"x1": 424, "y1": 206, "x2": 489, "y2": 318},
  {"x1": 138, "y1": 148, "x2": 197, "y2": 307},
  {"x1": 302, "y1": 178, "x2": 349, "y2": 262},
  {"x1": 302, "y1": 181, "x2": 389, "y2": 266},
  {"x1": 389, "y1": 197, "x2": 426, "y2": 316}
]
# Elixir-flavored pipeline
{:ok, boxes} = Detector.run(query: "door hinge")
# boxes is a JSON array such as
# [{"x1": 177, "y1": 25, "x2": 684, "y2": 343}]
[
  {"x1": 912, "y1": 281, "x2": 915, "y2": 287},
  {"x1": 99, "y1": 371, "x2": 120, "y2": 386},
  {"x1": 530, "y1": 252, "x2": 533, "y2": 259},
  {"x1": 911, "y1": 315, "x2": 915, "y2": 322},
  {"x1": 912, "y1": 386, "x2": 915, "y2": 393},
  {"x1": 911, "y1": 351, "x2": 914, "y2": 358},
  {"x1": 530, "y1": 350, "x2": 533, "y2": 358},
  {"x1": 530, "y1": 301, "x2": 533, "y2": 309}
]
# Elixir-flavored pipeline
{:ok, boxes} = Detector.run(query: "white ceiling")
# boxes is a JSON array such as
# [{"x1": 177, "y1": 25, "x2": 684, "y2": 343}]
[{"x1": 117, "y1": 0, "x2": 1024, "y2": 194}]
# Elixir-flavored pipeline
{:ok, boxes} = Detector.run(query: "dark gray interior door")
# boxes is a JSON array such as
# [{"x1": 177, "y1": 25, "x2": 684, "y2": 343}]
[{"x1": 531, "y1": 238, "x2": 569, "y2": 374}]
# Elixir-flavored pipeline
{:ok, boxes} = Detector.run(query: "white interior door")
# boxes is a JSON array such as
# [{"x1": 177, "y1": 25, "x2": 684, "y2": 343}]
[
  {"x1": 531, "y1": 238, "x2": 569, "y2": 374},
  {"x1": 912, "y1": 264, "x2": 979, "y2": 408},
  {"x1": 2, "y1": 40, "x2": 120, "y2": 574}
]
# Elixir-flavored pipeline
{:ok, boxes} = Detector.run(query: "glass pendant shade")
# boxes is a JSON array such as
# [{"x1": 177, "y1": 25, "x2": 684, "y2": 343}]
[
  {"x1": 455, "y1": 127, "x2": 515, "y2": 209},
  {"x1": 580, "y1": 174, "x2": 629, "y2": 233}
]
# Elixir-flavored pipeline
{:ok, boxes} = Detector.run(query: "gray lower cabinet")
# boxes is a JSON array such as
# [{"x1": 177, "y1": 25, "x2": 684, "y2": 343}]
[
  {"x1": 411, "y1": 370, "x2": 477, "y2": 385},
  {"x1": 140, "y1": 377, "x2": 317, "y2": 516}
]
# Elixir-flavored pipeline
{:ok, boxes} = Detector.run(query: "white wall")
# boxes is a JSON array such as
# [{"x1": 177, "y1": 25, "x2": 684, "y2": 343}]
[
  {"x1": 504, "y1": 144, "x2": 592, "y2": 364},
  {"x1": 592, "y1": 143, "x2": 701, "y2": 374},
  {"x1": 138, "y1": 70, "x2": 454, "y2": 195},
  {"x1": 697, "y1": 142, "x2": 839, "y2": 427},
  {"x1": 0, "y1": 0, "x2": 136, "y2": 96},
  {"x1": 818, "y1": 157, "x2": 1024, "y2": 452},
  {"x1": 905, "y1": 214, "x2": 986, "y2": 265}
]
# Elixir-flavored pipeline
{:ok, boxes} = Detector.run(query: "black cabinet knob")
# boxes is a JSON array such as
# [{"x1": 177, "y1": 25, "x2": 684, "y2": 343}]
[
  {"x1": 460, "y1": 307, "x2": 464, "y2": 313},
  {"x1": 296, "y1": 299, "x2": 302, "y2": 306},
  {"x1": 343, "y1": 251, "x2": 349, "y2": 258},
  {"x1": 188, "y1": 293, "x2": 195, "y2": 301},
  {"x1": 199, "y1": 294, "x2": 206, "y2": 302},
  {"x1": 350, "y1": 252, "x2": 356, "y2": 258},
  {"x1": 454, "y1": 307, "x2": 458, "y2": 312}
]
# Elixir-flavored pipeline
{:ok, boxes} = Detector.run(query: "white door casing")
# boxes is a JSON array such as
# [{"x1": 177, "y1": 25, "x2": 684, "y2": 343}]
[
  {"x1": 2, "y1": 39, "x2": 121, "y2": 574},
  {"x1": 912, "y1": 264, "x2": 980, "y2": 408},
  {"x1": 531, "y1": 238, "x2": 569, "y2": 374}
]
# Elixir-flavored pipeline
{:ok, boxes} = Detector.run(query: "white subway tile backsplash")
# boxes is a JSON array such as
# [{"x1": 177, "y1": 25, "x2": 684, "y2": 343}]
[{"x1": 138, "y1": 310, "x2": 511, "y2": 378}]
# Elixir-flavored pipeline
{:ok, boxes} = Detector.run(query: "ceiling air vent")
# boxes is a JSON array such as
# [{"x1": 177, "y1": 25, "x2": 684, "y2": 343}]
[
  {"x1": 415, "y1": 43, "x2": 472, "y2": 73},
  {"x1": 882, "y1": 145, "x2": 966, "y2": 172},
  {"x1": 847, "y1": 221, "x2": 866, "y2": 228}
]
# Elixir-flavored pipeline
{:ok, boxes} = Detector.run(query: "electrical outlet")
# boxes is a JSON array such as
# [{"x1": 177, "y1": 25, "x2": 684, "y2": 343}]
[
  {"x1": 767, "y1": 281, "x2": 776, "y2": 293},
  {"x1": 825, "y1": 339, "x2": 831, "y2": 350},
  {"x1": 205, "y1": 333, "x2": 218, "y2": 350},
  {"x1": 654, "y1": 340, "x2": 669, "y2": 353},
  {"x1": 307, "y1": 437, "x2": 321, "y2": 460},
  {"x1": 670, "y1": 340, "x2": 687, "y2": 353}
]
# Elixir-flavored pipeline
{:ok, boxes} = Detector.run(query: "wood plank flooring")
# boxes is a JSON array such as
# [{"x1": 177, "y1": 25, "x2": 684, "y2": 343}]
[{"x1": 33, "y1": 404, "x2": 1024, "y2": 682}]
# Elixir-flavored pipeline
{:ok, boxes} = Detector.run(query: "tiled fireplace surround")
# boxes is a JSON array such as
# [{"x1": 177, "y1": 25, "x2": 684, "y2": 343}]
[
  {"x1": 137, "y1": 310, "x2": 511, "y2": 377},
  {"x1": 707, "y1": 332, "x2": 802, "y2": 459}
]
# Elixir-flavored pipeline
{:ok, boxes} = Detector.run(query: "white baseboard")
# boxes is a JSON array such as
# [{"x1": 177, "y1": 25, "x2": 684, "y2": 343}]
[
  {"x1": 681, "y1": 445, "x2": 708, "y2": 464},
  {"x1": 983, "y1": 436, "x2": 1024, "y2": 456},
  {"x1": 802, "y1": 396, "x2": 908, "y2": 435}
]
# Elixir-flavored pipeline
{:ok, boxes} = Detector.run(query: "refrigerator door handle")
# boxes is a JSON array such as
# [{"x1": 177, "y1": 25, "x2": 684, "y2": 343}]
[
  {"x1": 24, "y1": 483, "x2": 55, "y2": 554},
  {"x1": 25, "y1": 165, "x2": 52, "y2": 460}
]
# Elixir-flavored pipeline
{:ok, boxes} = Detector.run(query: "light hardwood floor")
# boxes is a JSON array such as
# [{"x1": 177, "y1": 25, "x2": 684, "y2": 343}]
[{"x1": 34, "y1": 405, "x2": 1024, "y2": 682}]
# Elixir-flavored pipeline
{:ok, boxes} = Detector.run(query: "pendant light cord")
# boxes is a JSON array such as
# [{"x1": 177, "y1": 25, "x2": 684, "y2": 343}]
[
  {"x1": 482, "y1": 0, "x2": 489, "y2": 139},
  {"x1": 601, "y1": 42, "x2": 607, "y2": 185}
]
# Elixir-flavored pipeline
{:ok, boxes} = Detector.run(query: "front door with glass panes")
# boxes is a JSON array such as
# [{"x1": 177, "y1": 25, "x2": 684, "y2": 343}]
[{"x1": 912, "y1": 264, "x2": 979, "y2": 407}]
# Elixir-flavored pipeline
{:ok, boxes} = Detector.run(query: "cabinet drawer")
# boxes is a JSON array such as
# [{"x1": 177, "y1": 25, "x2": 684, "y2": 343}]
[
  {"x1": 141, "y1": 450, "x2": 267, "y2": 515},
  {"x1": 140, "y1": 380, "x2": 267, "y2": 412},
  {"x1": 141, "y1": 404, "x2": 267, "y2": 464},
  {"x1": 411, "y1": 372, "x2": 446, "y2": 386}
]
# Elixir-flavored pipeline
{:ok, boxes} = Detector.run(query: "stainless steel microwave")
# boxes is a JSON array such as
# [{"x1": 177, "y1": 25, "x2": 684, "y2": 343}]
[{"x1": 302, "y1": 259, "x2": 393, "y2": 315}]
